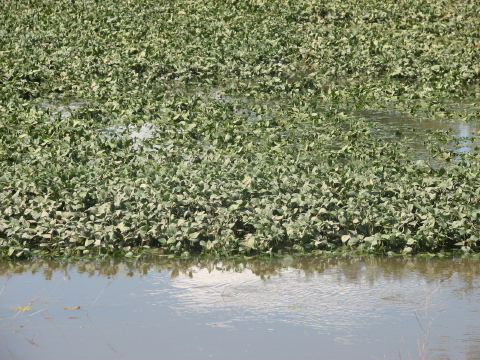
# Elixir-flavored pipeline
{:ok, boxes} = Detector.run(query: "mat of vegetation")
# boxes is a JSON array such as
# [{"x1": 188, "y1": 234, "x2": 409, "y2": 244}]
[{"x1": 1, "y1": 0, "x2": 480, "y2": 259}]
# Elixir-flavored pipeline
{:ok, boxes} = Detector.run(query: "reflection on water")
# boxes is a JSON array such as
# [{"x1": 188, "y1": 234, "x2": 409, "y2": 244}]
[
  {"x1": 39, "y1": 99, "x2": 88, "y2": 119},
  {"x1": 353, "y1": 108, "x2": 480, "y2": 159},
  {"x1": 196, "y1": 89, "x2": 480, "y2": 162},
  {"x1": 35, "y1": 94, "x2": 480, "y2": 166},
  {"x1": 1, "y1": 256, "x2": 480, "y2": 360},
  {"x1": 455, "y1": 123, "x2": 477, "y2": 154}
]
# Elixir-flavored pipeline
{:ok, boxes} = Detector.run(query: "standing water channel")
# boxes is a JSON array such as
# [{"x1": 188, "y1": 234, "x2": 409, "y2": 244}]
[{"x1": 1, "y1": 256, "x2": 480, "y2": 359}]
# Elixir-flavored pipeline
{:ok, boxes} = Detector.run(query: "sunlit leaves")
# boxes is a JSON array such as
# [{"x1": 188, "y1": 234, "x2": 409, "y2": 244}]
[{"x1": 0, "y1": 0, "x2": 479, "y2": 259}]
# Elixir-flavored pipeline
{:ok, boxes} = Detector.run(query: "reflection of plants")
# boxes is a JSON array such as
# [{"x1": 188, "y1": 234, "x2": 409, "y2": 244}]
[{"x1": 3, "y1": 257, "x2": 476, "y2": 288}]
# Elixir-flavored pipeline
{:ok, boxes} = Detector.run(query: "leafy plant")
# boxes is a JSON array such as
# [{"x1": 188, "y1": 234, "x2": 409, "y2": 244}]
[{"x1": 0, "y1": 0, "x2": 479, "y2": 258}]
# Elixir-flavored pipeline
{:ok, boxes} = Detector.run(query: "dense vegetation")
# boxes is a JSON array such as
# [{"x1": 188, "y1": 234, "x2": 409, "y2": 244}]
[{"x1": 1, "y1": 0, "x2": 479, "y2": 259}]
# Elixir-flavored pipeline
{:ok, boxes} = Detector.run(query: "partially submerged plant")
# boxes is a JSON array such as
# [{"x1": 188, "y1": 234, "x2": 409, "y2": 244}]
[{"x1": 0, "y1": 0, "x2": 479, "y2": 258}]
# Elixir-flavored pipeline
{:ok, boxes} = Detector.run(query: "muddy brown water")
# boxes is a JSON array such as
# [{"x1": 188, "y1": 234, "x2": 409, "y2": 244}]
[{"x1": 1, "y1": 256, "x2": 480, "y2": 360}]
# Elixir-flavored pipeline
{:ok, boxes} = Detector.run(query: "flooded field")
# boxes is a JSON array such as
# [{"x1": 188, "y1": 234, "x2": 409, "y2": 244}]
[
  {"x1": 2, "y1": 2, "x2": 480, "y2": 358},
  {"x1": 2, "y1": 256, "x2": 480, "y2": 360},
  {"x1": 37, "y1": 93, "x2": 480, "y2": 164}
]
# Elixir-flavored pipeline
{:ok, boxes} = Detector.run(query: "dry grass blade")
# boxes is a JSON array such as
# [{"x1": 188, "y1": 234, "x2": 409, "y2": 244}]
[
  {"x1": 87, "y1": 275, "x2": 118, "y2": 315},
  {"x1": 414, "y1": 275, "x2": 455, "y2": 360}
]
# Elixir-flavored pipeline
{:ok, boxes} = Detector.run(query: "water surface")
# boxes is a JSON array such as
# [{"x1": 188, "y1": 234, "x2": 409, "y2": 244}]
[{"x1": 1, "y1": 256, "x2": 480, "y2": 359}]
